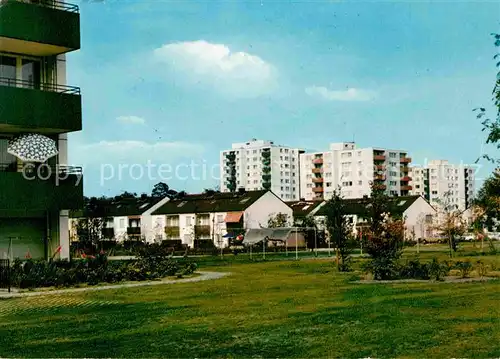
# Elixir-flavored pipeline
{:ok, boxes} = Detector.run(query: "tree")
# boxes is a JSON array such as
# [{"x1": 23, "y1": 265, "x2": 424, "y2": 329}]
[
  {"x1": 433, "y1": 191, "x2": 467, "y2": 257},
  {"x1": 362, "y1": 183, "x2": 405, "y2": 280},
  {"x1": 294, "y1": 215, "x2": 327, "y2": 252},
  {"x1": 75, "y1": 196, "x2": 110, "y2": 252},
  {"x1": 436, "y1": 210, "x2": 466, "y2": 258},
  {"x1": 267, "y1": 213, "x2": 289, "y2": 228},
  {"x1": 113, "y1": 191, "x2": 137, "y2": 201},
  {"x1": 474, "y1": 33, "x2": 499, "y2": 164},
  {"x1": 151, "y1": 182, "x2": 170, "y2": 198},
  {"x1": 474, "y1": 171, "x2": 500, "y2": 231},
  {"x1": 322, "y1": 189, "x2": 353, "y2": 272}
]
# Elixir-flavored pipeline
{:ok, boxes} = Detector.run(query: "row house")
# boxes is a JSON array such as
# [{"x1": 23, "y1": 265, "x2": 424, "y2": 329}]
[{"x1": 151, "y1": 190, "x2": 293, "y2": 248}]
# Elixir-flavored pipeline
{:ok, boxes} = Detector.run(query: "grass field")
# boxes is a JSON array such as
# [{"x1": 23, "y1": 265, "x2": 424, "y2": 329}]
[{"x1": 1, "y1": 247, "x2": 500, "y2": 358}]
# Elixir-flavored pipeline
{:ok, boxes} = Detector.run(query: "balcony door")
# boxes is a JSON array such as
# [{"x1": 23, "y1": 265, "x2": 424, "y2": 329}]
[{"x1": 0, "y1": 54, "x2": 41, "y2": 89}]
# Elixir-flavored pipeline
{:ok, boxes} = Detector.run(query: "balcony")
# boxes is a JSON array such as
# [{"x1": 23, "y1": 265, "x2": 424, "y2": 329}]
[
  {"x1": 313, "y1": 158, "x2": 323, "y2": 164},
  {"x1": 373, "y1": 155, "x2": 386, "y2": 161},
  {"x1": 312, "y1": 187, "x2": 324, "y2": 193},
  {"x1": 0, "y1": 166, "x2": 83, "y2": 217},
  {"x1": 401, "y1": 176, "x2": 412, "y2": 182},
  {"x1": 0, "y1": 78, "x2": 82, "y2": 134},
  {"x1": 401, "y1": 185, "x2": 413, "y2": 191},
  {"x1": 312, "y1": 177, "x2": 324, "y2": 183},
  {"x1": 127, "y1": 227, "x2": 141, "y2": 236},
  {"x1": 101, "y1": 227, "x2": 115, "y2": 239},
  {"x1": 374, "y1": 174, "x2": 386, "y2": 181},
  {"x1": 165, "y1": 226, "x2": 180, "y2": 239},
  {"x1": 312, "y1": 168, "x2": 323, "y2": 174},
  {"x1": 373, "y1": 184, "x2": 387, "y2": 191},
  {"x1": 0, "y1": 0, "x2": 80, "y2": 56},
  {"x1": 400, "y1": 157, "x2": 412, "y2": 164},
  {"x1": 194, "y1": 225, "x2": 211, "y2": 237},
  {"x1": 375, "y1": 165, "x2": 385, "y2": 171}
]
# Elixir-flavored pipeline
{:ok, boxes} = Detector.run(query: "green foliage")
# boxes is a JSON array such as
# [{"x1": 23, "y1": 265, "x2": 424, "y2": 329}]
[
  {"x1": 323, "y1": 189, "x2": 354, "y2": 272},
  {"x1": 399, "y1": 258, "x2": 430, "y2": 280},
  {"x1": 476, "y1": 260, "x2": 489, "y2": 278},
  {"x1": 474, "y1": 33, "x2": 500, "y2": 165},
  {"x1": 487, "y1": 237, "x2": 498, "y2": 255},
  {"x1": 455, "y1": 261, "x2": 473, "y2": 278},
  {"x1": 9, "y1": 250, "x2": 197, "y2": 289},
  {"x1": 267, "y1": 213, "x2": 290, "y2": 228},
  {"x1": 474, "y1": 172, "x2": 500, "y2": 231},
  {"x1": 428, "y1": 258, "x2": 451, "y2": 281},
  {"x1": 362, "y1": 184, "x2": 405, "y2": 280}
]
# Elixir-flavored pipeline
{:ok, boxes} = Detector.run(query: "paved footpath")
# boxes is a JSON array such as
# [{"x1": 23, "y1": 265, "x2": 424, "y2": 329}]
[{"x1": 0, "y1": 271, "x2": 230, "y2": 299}]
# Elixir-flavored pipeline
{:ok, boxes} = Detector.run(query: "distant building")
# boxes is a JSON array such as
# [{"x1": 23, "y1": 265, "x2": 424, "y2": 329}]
[
  {"x1": 70, "y1": 197, "x2": 170, "y2": 243},
  {"x1": 152, "y1": 190, "x2": 293, "y2": 248},
  {"x1": 299, "y1": 142, "x2": 412, "y2": 200},
  {"x1": 313, "y1": 195, "x2": 436, "y2": 240},
  {"x1": 410, "y1": 160, "x2": 475, "y2": 212},
  {"x1": 220, "y1": 139, "x2": 304, "y2": 201}
]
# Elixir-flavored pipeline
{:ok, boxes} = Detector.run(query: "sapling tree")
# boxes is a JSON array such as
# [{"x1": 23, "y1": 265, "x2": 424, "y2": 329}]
[
  {"x1": 322, "y1": 189, "x2": 354, "y2": 271},
  {"x1": 362, "y1": 184, "x2": 405, "y2": 280}
]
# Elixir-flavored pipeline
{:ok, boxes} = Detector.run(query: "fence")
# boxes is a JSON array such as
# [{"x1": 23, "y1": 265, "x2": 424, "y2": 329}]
[{"x1": 0, "y1": 259, "x2": 11, "y2": 292}]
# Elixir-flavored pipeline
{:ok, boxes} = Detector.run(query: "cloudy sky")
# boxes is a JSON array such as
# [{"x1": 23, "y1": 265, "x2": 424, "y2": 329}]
[{"x1": 68, "y1": 1, "x2": 499, "y2": 197}]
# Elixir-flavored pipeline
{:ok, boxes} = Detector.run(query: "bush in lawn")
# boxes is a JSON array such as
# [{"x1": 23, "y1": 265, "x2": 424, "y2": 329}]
[
  {"x1": 476, "y1": 260, "x2": 489, "y2": 278},
  {"x1": 9, "y1": 250, "x2": 196, "y2": 289},
  {"x1": 428, "y1": 258, "x2": 451, "y2": 281},
  {"x1": 399, "y1": 257, "x2": 430, "y2": 280},
  {"x1": 455, "y1": 261, "x2": 473, "y2": 278},
  {"x1": 360, "y1": 185, "x2": 406, "y2": 280}
]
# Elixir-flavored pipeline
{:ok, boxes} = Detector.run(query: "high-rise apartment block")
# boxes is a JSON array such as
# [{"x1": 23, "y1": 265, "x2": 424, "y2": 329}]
[
  {"x1": 299, "y1": 142, "x2": 412, "y2": 200},
  {"x1": 220, "y1": 139, "x2": 304, "y2": 200},
  {"x1": 0, "y1": 0, "x2": 83, "y2": 259},
  {"x1": 410, "y1": 160, "x2": 475, "y2": 212}
]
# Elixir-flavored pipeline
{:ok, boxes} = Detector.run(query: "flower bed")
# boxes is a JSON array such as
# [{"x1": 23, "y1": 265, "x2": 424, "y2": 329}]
[{"x1": 9, "y1": 253, "x2": 197, "y2": 290}]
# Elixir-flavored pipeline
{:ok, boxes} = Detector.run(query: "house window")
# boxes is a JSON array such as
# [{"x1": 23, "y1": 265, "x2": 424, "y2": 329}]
[
  {"x1": 217, "y1": 215, "x2": 224, "y2": 223},
  {"x1": 186, "y1": 217, "x2": 192, "y2": 226},
  {"x1": 119, "y1": 218, "x2": 125, "y2": 228}
]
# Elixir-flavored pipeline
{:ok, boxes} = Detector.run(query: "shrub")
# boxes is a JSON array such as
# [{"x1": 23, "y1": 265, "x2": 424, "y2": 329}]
[
  {"x1": 8, "y1": 251, "x2": 196, "y2": 290},
  {"x1": 455, "y1": 261, "x2": 473, "y2": 278},
  {"x1": 476, "y1": 260, "x2": 489, "y2": 278},
  {"x1": 428, "y1": 258, "x2": 451, "y2": 281},
  {"x1": 399, "y1": 258, "x2": 430, "y2": 280}
]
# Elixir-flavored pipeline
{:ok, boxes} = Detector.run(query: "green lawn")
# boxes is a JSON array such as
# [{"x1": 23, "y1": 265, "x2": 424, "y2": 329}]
[{"x1": 1, "y1": 251, "x2": 500, "y2": 358}]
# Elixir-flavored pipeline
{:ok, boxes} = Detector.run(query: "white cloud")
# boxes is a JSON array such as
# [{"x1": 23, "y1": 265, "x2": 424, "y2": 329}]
[
  {"x1": 305, "y1": 86, "x2": 376, "y2": 102},
  {"x1": 71, "y1": 140, "x2": 205, "y2": 165},
  {"x1": 116, "y1": 116, "x2": 146, "y2": 125},
  {"x1": 152, "y1": 40, "x2": 276, "y2": 97}
]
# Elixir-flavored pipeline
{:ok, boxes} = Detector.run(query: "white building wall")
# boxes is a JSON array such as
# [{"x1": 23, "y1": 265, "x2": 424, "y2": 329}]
[
  {"x1": 410, "y1": 160, "x2": 475, "y2": 213},
  {"x1": 113, "y1": 216, "x2": 128, "y2": 241},
  {"x1": 402, "y1": 197, "x2": 436, "y2": 239},
  {"x1": 220, "y1": 139, "x2": 302, "y2": 200},
  {"x1": 299, "y1": 142, "x2": 410, "y2": 201},
  {"x1": 244, "y1": 191, "x2": 293, "y2": 228}
]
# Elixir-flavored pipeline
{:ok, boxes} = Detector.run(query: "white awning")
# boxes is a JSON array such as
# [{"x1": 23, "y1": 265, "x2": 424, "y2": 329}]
[{"x1": 243, "y1": 228, "x2": 295, "y2": 245}]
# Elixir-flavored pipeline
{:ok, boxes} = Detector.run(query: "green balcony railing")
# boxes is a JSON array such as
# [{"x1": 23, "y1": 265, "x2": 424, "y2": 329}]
[
  {"x1": 0, "y1": 78, "x2": 82, "y2": 133},
  {"x1": 0, "y1": 0, "x2": 80, "y2": 55},
  {"x1": 0, "y1": 165, "x2": 83, "y2": 217}
]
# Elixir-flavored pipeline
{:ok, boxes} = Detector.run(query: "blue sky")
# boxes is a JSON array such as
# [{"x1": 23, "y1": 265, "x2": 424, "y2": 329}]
[{"x1": 68, "y1": 0, "x2": 500, "y2": 197}]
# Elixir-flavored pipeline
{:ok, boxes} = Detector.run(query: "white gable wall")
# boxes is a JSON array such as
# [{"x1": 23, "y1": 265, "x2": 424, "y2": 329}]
[
  {"x1": 403, "y1": 197, "x2": 436, "y2": 240},
  {"x1": 244, "y1": 191, "x2": 293, "y2": 228},
  {"x1": 140, "y1": 197, "x2": 170, "y2": 243}
]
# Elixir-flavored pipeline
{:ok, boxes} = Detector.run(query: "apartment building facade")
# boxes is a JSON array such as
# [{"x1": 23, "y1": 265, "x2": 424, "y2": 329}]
[
  {"x1": 300, "y1": 142, "x2": 412, "y2": 200},
  {"x1": 152, "y1": 190, "x2": 293, "y2": 248},
  {"x1": 220, "y1": 139, "x2": 304, "y2": 201},
  {"x1": 0, "y1": 0, "x2": 83, "y2": 260},
  {"x1": 410, "y1": 160, "x2": 475, "y2": 212}
]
